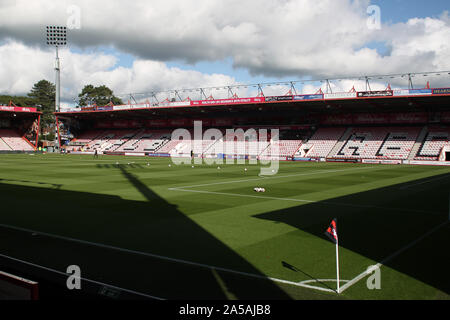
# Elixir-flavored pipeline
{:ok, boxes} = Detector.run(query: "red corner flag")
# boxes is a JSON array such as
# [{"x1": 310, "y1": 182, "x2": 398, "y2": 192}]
[
  {"x1": 325, "y1": 218, "x2": 338, "y2": 244},
  {"x1": 325, "y1": 218, "x2": 340, "y2": 294}
]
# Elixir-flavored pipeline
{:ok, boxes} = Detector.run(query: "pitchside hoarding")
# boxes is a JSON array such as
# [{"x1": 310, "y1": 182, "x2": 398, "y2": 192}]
[
  {"x1": 432, "y1": 88, "x2": 450, "y2": 95},
  {"x1": 96, "y1": 106, "x2": 114, "y2": 111},
  {"x1": 265, "y1": 96, "x2": 293, "y2": 102},
  {"x1": 293, "y1": 94, "x2": 323, "y2": 100},
  {"x1": 393, "y1": 89, "x2": 432, "y2": 96},
  {"x1": 190, "y1": 97, "x2": 265, "y2": 106},
  {"x1": 324, "y1": 92, "x2": 357, "y2": 99},
  {"x1": 0, "y1": 106, "x2": 37, "y2": 112},
  {"x1": 357, "y1": 90, "x2": 393, "y2": 97}
]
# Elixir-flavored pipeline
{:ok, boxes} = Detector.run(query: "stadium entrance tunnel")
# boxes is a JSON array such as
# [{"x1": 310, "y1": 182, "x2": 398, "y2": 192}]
[
  {"x1": 0, "y1": 167, "x2": 300, "y2": 300},
  {"x1": 254, "y1": 173, "x2": 450, "y2": 296}
]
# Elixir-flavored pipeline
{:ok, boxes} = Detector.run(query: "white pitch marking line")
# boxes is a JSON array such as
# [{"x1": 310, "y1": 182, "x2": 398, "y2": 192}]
[
  {"x1": 169, "y1": 188, "x2": 439, "y2": 214},
  {"x1": 339, "y1": 220, "x2": 449, "y2": 293},
  {"x1": 0, "y1": 223, "x2": 337, "y2": 294},
  {"x1": 297, "y1": 279, "x2": 349, "y2": 293},
  {"x1": 0, "y1": 252, "x2": 164, "y2": 300},
  {"x1": 171, "y1": 166, "x2": 379, "y2": 189}
]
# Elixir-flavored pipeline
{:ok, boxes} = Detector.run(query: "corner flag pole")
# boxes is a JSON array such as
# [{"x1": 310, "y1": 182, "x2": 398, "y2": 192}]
[
  {"x1": 325, "y1": 218, "x2": 340, "y2": 294},
  {"x1": 336, "y1": 236, "x2": 340, "y2": 294}
]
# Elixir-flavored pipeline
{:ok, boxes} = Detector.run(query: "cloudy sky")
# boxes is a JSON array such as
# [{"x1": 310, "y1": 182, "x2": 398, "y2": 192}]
[{"x1": 0, "y1": 0, "x2": 449, "y2": 107}]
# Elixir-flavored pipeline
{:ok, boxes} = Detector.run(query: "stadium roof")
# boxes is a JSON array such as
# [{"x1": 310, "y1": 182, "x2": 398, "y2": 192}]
[{"x1": 55, "y1": 89, "x2": 450, "y2": 121}]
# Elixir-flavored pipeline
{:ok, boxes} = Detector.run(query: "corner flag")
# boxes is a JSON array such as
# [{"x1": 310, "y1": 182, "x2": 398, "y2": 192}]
[
  {"x1": 325, "y1": 218, "x2": 340, "y2": 294},
  {"x1": 325, "y1": 218, "x2": 338, "y2": 244}
]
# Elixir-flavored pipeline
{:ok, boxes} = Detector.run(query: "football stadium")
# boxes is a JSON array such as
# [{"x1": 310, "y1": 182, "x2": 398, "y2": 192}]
[
  {"x1": 1, "y1": 78, "x2": 450, "y2": 301},
  {"x1": 0, "y1": 0, "x2": 449, "y2": 305}
]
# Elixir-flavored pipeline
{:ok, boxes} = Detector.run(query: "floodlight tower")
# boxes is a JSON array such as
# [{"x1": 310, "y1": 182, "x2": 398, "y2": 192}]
[{"x1": 46, "y1": 25, "x2": 67, "y2": 150}]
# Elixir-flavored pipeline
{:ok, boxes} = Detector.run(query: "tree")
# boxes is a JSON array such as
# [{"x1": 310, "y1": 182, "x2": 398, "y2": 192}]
[
  {"x1": 0, "y1": 95, "x2": 37, "y2": 107},
  {"x1": 27, "y1": 80, "x2": 56, "y2": 130},
  {"x1": 78, "y1": 84, "x2": 123, "y2": 107}
]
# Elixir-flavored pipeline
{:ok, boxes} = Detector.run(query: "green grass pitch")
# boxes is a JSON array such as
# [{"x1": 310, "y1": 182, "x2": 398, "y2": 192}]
[{"x1": 0, "y1": 153, "x2": 448, "y2": 300}]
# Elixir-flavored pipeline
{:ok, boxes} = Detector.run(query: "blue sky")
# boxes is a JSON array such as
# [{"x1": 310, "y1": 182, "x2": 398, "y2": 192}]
[
  {"x1": 1, "y1": 0, "x2": 449, "y2": 102},
  {"x1": 162, "y1": 0, "x2": 450, "y2": 85},
  {"x1": 372, "y1": 0, "x2": 448, "y2": 22},
  {"x1": 45, "y1": 0, "x2": 450, "y2": 87}
]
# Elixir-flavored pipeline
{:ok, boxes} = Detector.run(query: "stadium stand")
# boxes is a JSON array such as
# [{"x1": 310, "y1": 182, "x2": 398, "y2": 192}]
[
  {"x1": 277, "y1": 140, "x2": 303, "y2": 157},
  {"x1": 333, "y1": 127, "x2": 420, "y2": 160},
  {"x1": 0, "y1": 137, "x2": 12, "y2": 151},
  {"x1": 415, "y1": 126, "x2": 450, "y2": 160},
  {"x1": 61, "y1": 124, "x2": 450, "y2": 164},
  {"x1": 0, "y1": 129, "x2": 34, "y2": 151},
  {"x1": 132, "y1": 131, "x2": 171, "y2": 153},
  {"x1": 304, "y1": 127, "x2": 346, "y2": 158}
]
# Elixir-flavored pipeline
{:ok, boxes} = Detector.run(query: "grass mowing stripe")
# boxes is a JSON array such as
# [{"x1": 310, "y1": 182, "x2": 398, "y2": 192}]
[
  {"x1": 168, "y1": 188, "x2": 440, "y2": 215},
  {"x1": 339, "y1": 220, "x2": 450, "y2": 293},
  {"x1": 1, "y1": 154, "x2": 449, "y2": 299},
  {"x1": 0, "y1": 223, "x2": 339, "y2": 294},
  {"x1": 169, "y1": 166, "x2": 380, "y2": 189},
  {"x1": 399, "y1": 173, "x2": 450, "y2": 189}
]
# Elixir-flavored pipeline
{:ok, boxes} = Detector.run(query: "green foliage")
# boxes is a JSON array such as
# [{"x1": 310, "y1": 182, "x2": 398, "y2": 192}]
[
  {"x1": 0, "y1": 95, "x2": 36, "y2": 107},
  {"x1": 78, "y1": 84, "x2": 123, "y2": 106},
  {"x1": 27, "y1": 80, "x2": 56, "y2": 130},
  {"x1": 39, "y1": 132, "x2": 55, "y2": 141}
]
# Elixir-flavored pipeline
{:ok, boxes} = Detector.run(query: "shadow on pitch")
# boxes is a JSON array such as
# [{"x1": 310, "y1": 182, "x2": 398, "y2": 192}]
[
  {"x1": 0, "y1": 166, "x2": 293, "y2": 300},
  {"x1": 96, "y1": 163, "x2": 144, "y2": 169},
  {"x1": 256, "y1": 172, "x2": 450, "y2": 295},
  {"x1": 282, "y1": 261, "x2": 335, "y2": 292},
  {"x1": 0, "y1": 178, "x2": 62, "y2": 189}
]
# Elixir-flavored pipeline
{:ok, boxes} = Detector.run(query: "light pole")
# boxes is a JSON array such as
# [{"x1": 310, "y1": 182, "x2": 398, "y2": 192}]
[{"x1": 46, "y1": 25, "x2": 67, "y2": 151}]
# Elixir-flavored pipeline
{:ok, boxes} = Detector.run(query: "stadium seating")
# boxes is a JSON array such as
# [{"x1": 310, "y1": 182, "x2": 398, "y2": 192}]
[
  {"x1": 334, "y1": 127, "x2": 420, "y2": 160},
  {"x1": 127, "y1": 131, "x2": 172, "y2": 153},
  {"x1": 102, "y1": 130, "x2": 138, "y2": 152},
  {"x1": 0, "y1": 138, "x2": 12, "y2": 150},
  {"x1": 305, "y1": 127, "x2": 346, "y2": 158},
  {"x1": 0, "y1": 129, "x2": 34, "y2": 151},
  {"x1": 84, "y1": 131, "x2": 116, "y2": 151},
  {"x1": 415, "y1": 127, "x2": 450, "y2": 160},
  {"x1": 64, "y1": 125, "x2": 450, "y2": 163},
  {"x1": 377, "y1": 128, "x2": 421, "y2": 159},
  {"x1": 277, "y1": 140, "x2": 303, "y2": 157}
]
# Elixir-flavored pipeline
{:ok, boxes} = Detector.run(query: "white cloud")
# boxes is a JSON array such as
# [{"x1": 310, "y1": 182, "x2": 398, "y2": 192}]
[
  {"x1": 0, "y1": 40, "x2": 236, "y2": 105},
  {"x1": 0, "y1": 0, "x2": 449, "y2": 98}
]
